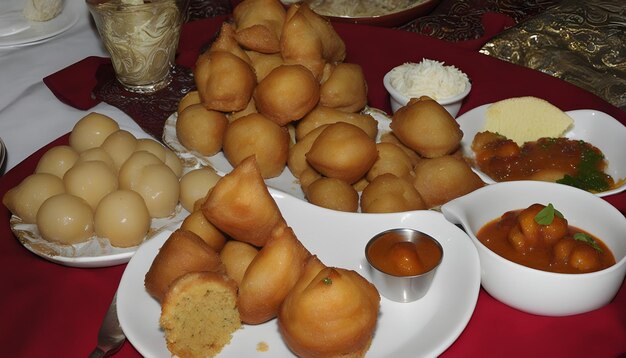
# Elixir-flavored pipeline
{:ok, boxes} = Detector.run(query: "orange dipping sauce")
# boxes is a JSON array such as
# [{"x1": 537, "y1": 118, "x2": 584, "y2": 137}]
[{"x1": 367, "y1": 230, "x2": 442, "y2": 276}]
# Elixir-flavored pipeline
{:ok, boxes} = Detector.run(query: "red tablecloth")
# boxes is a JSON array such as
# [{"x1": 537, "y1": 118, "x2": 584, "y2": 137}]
[{"x1": 3, "y1": 16, "x2": 626, "y2": 358}]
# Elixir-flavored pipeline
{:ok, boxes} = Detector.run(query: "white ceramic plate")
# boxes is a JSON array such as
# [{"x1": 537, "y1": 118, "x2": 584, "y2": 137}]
[
  {"x1": 457, "y1": 104, "x2": 626, "y2": 197},
  {"x1": 163, "y1": 107, "x2": 392, "y2": 202},
  {"x1": 0, "y1": 0, "x2": 79, "y2": 48},
  {"x1": 117, "y1": 189, "x2": 481, "y2": 357}
]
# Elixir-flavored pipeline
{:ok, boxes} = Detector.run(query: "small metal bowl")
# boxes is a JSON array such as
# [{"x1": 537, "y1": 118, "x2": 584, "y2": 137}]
[{"x1": 365, "y1": 228, "x2": 443, "y2": 302}]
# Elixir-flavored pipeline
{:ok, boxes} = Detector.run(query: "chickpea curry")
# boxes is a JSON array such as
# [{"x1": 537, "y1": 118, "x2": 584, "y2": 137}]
[
  {"x1": 477, "y1": 203, "x2": 615, "y2": 273},
  {"x1": 471, "y1": 131, "x2": 615, "y2": 193}
]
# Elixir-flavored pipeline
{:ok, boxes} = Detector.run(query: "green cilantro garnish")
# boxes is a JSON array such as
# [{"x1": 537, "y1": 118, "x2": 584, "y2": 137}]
[
  {"x1": 534, "y1": 203, "x2": 564, "y2": 225},
  {"x1": 573, "y1": 232, "x2": 603, "y2": 253},
  {"x1": 556, "y1": 145, "x2": 609, "y2": 192}
]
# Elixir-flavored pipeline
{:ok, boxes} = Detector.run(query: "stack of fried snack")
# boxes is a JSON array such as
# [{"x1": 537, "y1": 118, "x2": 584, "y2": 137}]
[
  {"x1": 144, "y1": 156, "x2": 381, "y2": 358},
  {"x1": 175, "y1": 0, "x2": 484, "y2": 214}
]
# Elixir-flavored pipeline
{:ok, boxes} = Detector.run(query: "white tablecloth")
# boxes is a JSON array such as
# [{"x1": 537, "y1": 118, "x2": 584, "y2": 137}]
[{"x1": 0, "y1": 0, "x2": 146, "y2": 174}]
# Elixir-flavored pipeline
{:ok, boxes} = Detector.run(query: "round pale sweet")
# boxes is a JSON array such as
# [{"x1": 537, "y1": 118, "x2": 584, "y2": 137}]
[
  {"x1": 2, "y1": 173, "x2": 65, "y2": 224},
  {"x1": 164, "y1": 148, "x2": 183, "y2": 178},
  {"x1": 179, "y1": 167, "x2": 222, "y2": 212},
  {"x1": 100, "y1": 130, "x2": 138, "y2": 171},
  {"x1": 63, "y1": 160, "x2": 118, "y2": 211},
  {"x1": 134, "y1": 164, "x2": 180, "y2": 218},
  {"x1": 118, "y1": 151, "x2": 163, "y2": 190},
  {"x1": 36, "y1": 194, "x2": 94, "y2": 245},
  {"x1": 76, "y1": 147, "x2": 116, "y2": 170},
  {"x1": 135, "y1": 138, "x2": 166, "y2": 162},
  {"x1": 69, "y1": 112, "x2": 120, "y2": 153},
  {"x1": 94, "y1": 190, "x2": 150, "y2": 248},
  {"x1": 35, "y1": 145, "x2": 79, "y2": 178}
]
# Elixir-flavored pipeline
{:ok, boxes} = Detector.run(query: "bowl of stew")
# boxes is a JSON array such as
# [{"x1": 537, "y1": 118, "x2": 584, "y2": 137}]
[{"x1": 441, "y1": 180, "x2": 626, "y2": 316}]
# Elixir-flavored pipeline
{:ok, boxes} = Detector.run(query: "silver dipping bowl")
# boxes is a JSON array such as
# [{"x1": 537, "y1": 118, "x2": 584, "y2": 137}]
[{"x1": 365, "y1": 228, "x2": 443, "y2": 302}]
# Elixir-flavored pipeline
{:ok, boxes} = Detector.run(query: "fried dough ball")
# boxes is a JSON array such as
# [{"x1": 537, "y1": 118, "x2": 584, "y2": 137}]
[
  {"x1": 233, "y1": 0, "x2": 286, "y2": 54},
  {"x1": 280, "y1": 3, "x2": 346, "y2": 79},
  {"x1": 194, "y1": 50, "x2": 257, "y2": 112},
  {"x1": 2, "y1": 173, "x2": 65, "y2": 224},
  {"x1": 367, "y1": 142, "x2": 414, "y2": 181},
  {"x1": 144, "y1": 229, "x2": 224, "y2": 303},
  {"x1": 390, "y1": 96, "x2": 463, "y2": 158},
  {"x1": 100, "y1": 130, "x2": 138, "y2": 171},
  {"x1": 222, "y1": 113, "x2": 290, "y2": 178},
  {"x1": 94, "y1": 189, "x2": 150, "y2": 248},
  {"x1": 306, "y1": 122, "x2": 377, "y2": 184},
  {"x1": 279, "y1": 266, "x2": 380, "y2": 358},
  {"x1": 176, "y1": 103, "x2": 228, "y2": 156},
  {"x1": 35, "y1": 145, "x2": 79, "y2": 179},
  {"x1": 319, "y1": 63, "x2": 368, "y2": 113},
  {"x1": 177, "y1": 90, "x2": 201, "y2": 115},
  {"x1": 201, "y1": 157, "x2": 286, "y2": 247},
  {"x1": 246, "y1": 50, "x2": 284, "y2": 82},
  {"x1": 238, "y1": 225, "x2": 311, "y2": 324},
  {"x1": 180, "y1": 210, "x2": 227, "y2": 252},
  {"x1": 36, "y1": 194, "x2": 94, "y2": 245},
  {"x1": 118, "y1": 151, "x2": 163, "y2": 191},
  {"x1": 209, "y1": 22, "x2": 252, "y2": 64},
  {"x1": 69, "y1": 112, "x2": 120, "y2": 153},
  {"x1": 305, "y1": 177, "x2": 359, "y2": 212},
  {"x1": 133, "y1": 163, "x2": 180, "y2": 218},
  {"x1": 179, "y1": 167, "x2": 222, "y2": 213},
  {"x1": 296, "y1": 106, "x2": 378, "y2": 141},
  {"x1": 227, "y1": 97, "x2": 258, "y2": 122},
  {"x1": 254, "y1": 64, "x2": 320, "y2": 126},
  {"x1": 64, "y1": 160, "x2": 118, "y2": 211},
  {"x1": 379, "y1": 132, "x2": 422, "y2": 166},
  {"x1": 412, "y1": 155, "x2": 484, "y2": 208},
  {"x1": 288, "y1": 124, "x2": 328, "y2": 178},
  {"x1": 76, "y1": 147, "x2": 116, "y2": 170},
  {"x1": 299, "y1": 167, "x2": 323, "y2": 193},
  {"x1": 220, "y1": 240, "x2": 259, "y2": 285},
  {"x1": 361, "y1": 173, "x2": 426, "y2": 213}
]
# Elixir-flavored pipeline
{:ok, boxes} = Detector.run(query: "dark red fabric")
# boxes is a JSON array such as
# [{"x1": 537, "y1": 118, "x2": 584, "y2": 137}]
[{"x1": 5, "y1": 15, "x2": 626, "y2": 358}]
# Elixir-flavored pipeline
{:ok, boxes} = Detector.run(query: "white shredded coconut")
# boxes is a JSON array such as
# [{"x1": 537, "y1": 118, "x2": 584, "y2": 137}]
[{"x1": 388, "y1": 59, "x2": 470, "y2": 100}]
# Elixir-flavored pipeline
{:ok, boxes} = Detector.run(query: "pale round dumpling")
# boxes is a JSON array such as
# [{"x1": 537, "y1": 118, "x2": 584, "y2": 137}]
[
  {"x1": 179, "y1": 167, "x2": 222, "y2": 212},
  {"x1": 100, "y1": 129, "x2": 138, "y2": 171},
  {"x1": 94, "y1": 189, "x2": 150, "y2": 248},
  {"x1": 36, "y1": 194, "x2": 94, "y2": 245},
  {"x1": 164, "y1": 148, "x2": 183, "y2": 178},
  {"x1": 133, "y1": 163, "x2": 180, "y2": 218},
  {"x1": 2, "y1": 173, "x2": 65, "y2": 224},
  {"x1": 118, "y1": 151, "x2": 163, "y2": 190},
  {"x1": 76, "y1": 147, "x2": 116, "y2": 170},
  {"x1": 135, "y1": 138, "x2": 166, "y2": 162},
  {"x1": 35, "y1": 145, "x2": 79, "y2": 178},
  {"x1": 69, "y1": 112, "x2": 120, "y2": 153},
  {"x1": 63, "y1": 161, "x2": 118, "y2": 211}
]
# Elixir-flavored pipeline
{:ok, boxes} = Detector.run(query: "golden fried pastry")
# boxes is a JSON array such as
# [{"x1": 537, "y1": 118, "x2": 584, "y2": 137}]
[
  {"x1": 69, "y1": 112, "x2": 120, "y2": 153},
  {"x1": 319, "y1": 63, "x2": 368, "y2": 113},
  {"x1": 222, "y1": 113, "x2": 290, "y2": 178},
  {"x1": 279, "y1": 266, "x2": 380, "y2": 358},
  {"x1": 296, "y1": 105, "x2": 378, "y2": 141},
  {"x1": 379, "y1": 132, "x2": 422, "y2": 166},
  {"x1": 179, "y1": 167, "x2": 222, "y2": 213},
  {"x1": 94, "y1": 189, "x2": 150, "y2": 248},
  {"x1": 254, "y1": 64, "x2": 320, "y2": 126},
  {"x1": 181, "y1": 210, "x2": 227, "y2": 252},
  {"x1": 64, "y1": 160, "x2": 118, "y2": 211},
  {"x1": 306, "y1": 122, "x2": 377, "y2": 184},
  {"x1": 201, "y1": 156, "x2": 286, "y2": 247},
  {"x1": 298, "y1": 167, "x2": 323, "y2": 193},
  {"x1": 305, "y1": 177, "x2": 359, "y2": 212},
  {"x1": 233, "y1": 0, "x2": 286, "y2": 54},
  {"x1": 227, "y1": 97, "x2": 258, "y2": 122},
  {"x1": 288, "y1": 124, "x2": 328, "y2": 178},
  {"x1": 145, "y1": 229, "x2": 224, "y2": 303},
  {"x1": 36, "y1": 193, "x2": 94, "y2": 245},
  {"x1": 238, "y1": 225, "x2": 310, "y2": 324},
  {"x1": 390, "y1": 96, "x2": 463, "y2": 158},
  {"x1": 160, "y1": 272, "x2": 241, "y2": 358},
  {"x1": 412, "y1": 155, "x2": 484, "y2": 208},
  {"x1": 35, "y1": 145, "x2": 79, "y2": 179},
  {"x1": 361, "y1": 173, "x2": 426, "y2": 213},
  {"x1": 2, "y1": 173, "x2": 65, "y2": 224},
  {"x1": 176, "y1": 103, "x2": 229, "y2": 156},
  {"x1": 219, "y1": 240, "x2": 259, "y2": 286},
  {"x1": 246, "y1": 50, "x2": 284, "y2": 82},
  {"x1": 100, "y1": 130, "x2": 138, "y2": 171},
  {"x1": 209, "y1": 22, "x2": 252, "y2": 64},
  {"x1": 366, "y1": 142, "x2": 414, "y2": 182},
  {"x1": 177, "y1": 90, "x2": 201, "y2": 115},
  {"x1": 194, "y1": 50, "x2": 257, "y2": 112}
]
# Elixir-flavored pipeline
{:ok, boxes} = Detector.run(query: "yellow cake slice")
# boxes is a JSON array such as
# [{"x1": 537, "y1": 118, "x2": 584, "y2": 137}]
[{"x1": 484, "y1": 96, "x2": 574, "y2": 145}]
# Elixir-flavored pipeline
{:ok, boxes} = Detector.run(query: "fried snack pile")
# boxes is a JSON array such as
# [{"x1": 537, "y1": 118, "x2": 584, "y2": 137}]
[
  {"x1": 145, "y1": 157, "x2": 380, "y2": 357},
  {"x1": 175, "y1": 0, "x2": 484, "y2": 213}
]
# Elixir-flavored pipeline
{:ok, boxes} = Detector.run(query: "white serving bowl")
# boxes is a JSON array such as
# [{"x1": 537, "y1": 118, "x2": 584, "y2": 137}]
[
  {"x1": 383, "y1": 70, "x2": 471, "y2": 117},
  {"x1": 441, "y1": 181, "x2": 626, "y2": 316}
]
